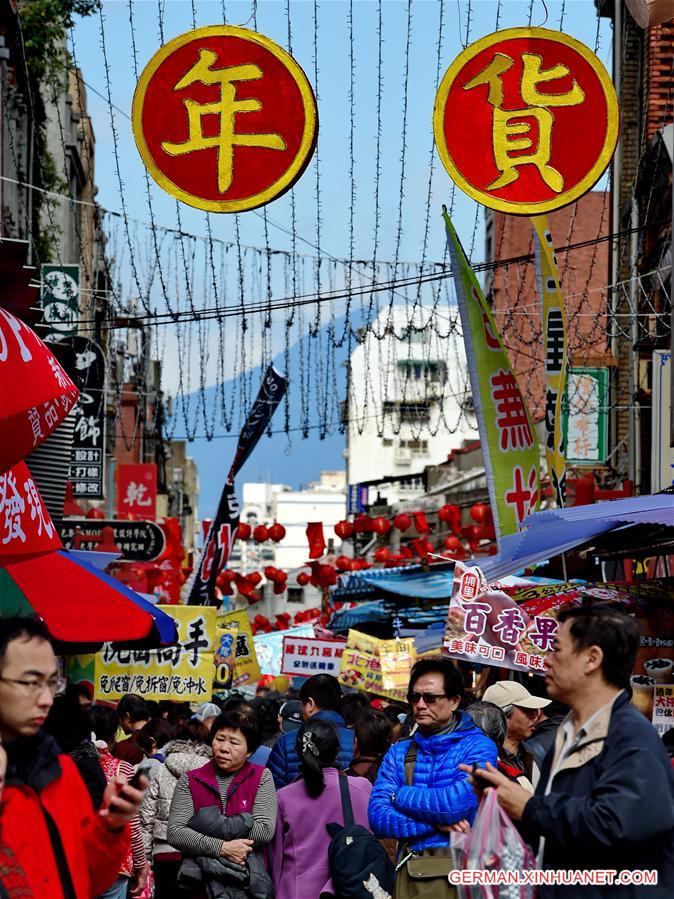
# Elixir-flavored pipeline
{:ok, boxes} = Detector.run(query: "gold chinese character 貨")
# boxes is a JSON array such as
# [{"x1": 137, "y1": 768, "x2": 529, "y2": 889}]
[{"x1": 464, "y1": 51, "x2": 585, "y2": 193}]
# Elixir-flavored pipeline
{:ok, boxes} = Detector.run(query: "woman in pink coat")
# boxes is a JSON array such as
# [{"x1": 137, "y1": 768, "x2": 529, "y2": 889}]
[{"x1": 269, "y1": 719, "x2": 373, "y2": 898}]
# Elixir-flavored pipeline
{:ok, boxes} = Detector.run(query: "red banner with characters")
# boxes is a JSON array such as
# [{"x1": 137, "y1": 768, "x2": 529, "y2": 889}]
[{"x1": 117, "y1": 464, "x2": 157, "y2": 519}]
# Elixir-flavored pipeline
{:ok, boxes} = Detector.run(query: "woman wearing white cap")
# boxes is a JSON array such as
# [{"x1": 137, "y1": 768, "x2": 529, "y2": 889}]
[{"x1": 482, "y1": 681, "x2": 551, "y2": 791}]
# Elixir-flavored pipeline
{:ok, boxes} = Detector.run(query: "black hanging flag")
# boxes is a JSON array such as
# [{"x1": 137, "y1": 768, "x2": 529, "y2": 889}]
[{"x1": 187, "y1": 366, "x2": 288, "y2": 606}]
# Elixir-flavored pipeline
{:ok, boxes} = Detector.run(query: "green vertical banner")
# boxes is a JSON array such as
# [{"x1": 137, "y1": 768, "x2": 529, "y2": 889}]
[
  {"x1": 531, "y1": 216, "x2": 567, "y2": 506},
  {"x1": 443, "y1": 210, "x2": 540, "y2": 542}
]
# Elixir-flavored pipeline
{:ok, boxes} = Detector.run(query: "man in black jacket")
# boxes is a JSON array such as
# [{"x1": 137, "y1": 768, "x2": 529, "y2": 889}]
[{"x1": 462, "y1": 605, "x2": 674, "y2": 898}]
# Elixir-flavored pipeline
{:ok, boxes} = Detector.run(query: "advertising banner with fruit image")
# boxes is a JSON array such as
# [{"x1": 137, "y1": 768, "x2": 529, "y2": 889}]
[{"x1": 445, "y1": 563, "x2": 674, "y2": 701}]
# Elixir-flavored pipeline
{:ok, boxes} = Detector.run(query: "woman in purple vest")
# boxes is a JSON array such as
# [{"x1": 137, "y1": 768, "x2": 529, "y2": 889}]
[
  {"x1": 167, "y1": 710, "x2": 276, "y2": 898},
  {"x1": 269, "y1": 719, "x2": 373, "y2": 899}
]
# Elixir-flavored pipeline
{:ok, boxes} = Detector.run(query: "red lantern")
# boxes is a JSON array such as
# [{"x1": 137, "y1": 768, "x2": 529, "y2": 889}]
[
  {"x1": 393, "y1": 513, "x2": 412, "y2": 532},
  {"x1": 296, "y1": 571, "x2": 310, "y2": 586},
  {"x1": 235, "y1": 574, "x2": 255, "y2": 597},
  {"x1": 97, "y1": 526, "x2": 121, "y2": 554},
  {"x1": 86, "y1": 507, "x2": 105, "y2": 520},
  {"x1": 470, "y1": 503, "x2": 488, "y2": 524},
  {"x1": 317, "y1": 564, "x2": 337, "y2": 586},
  {"x1": 335, "y1": 555, "x2": 352, "y2": 572},
  {"x1": 334, "y1": 520, "x2": 354, "y2": 540},
  {"x1": 263, "y1": 566, "x2": 279, "y2": 580},
  {"x1": 217, "y1": 577, "x2": 234, "y2": 596},
  {"x1": 443, "y1": 535, "x2": 462, "y2": 552},
  {"x1": 353, "y1": 514, "x2": 373, "y2": 534},
  {"x1": 268, "y1": 522, "x2": 286, "y2": 542},
  {"x1": 247, "y1": 571, "x2": 262, "y2": 587},
  {"x1": 253, "y1": 525, "x2": 269, "y2": 543},
  {"x1": 371, "y1": 516, "x2": 392, "y2": 536},
  {"x1": 273, "y1": 578, "x2": 287, "y2": 595},
  {"x1": 236, "y1": 522, "x2": 251, "y2": 541},
  {"x1": 399, "y1": 545, "x2": 414, "y2": 559},
  {"x1": 373, "y1": 547, "x2": 391, "y2": 563},
  {"x1": 412, "y1": 512, "x2": 430, "y2": 535}
]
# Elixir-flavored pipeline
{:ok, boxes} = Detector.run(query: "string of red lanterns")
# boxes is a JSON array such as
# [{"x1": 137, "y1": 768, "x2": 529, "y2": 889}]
[{"x1": 215, "y1": 502, "x2": 496, "y2": 605}]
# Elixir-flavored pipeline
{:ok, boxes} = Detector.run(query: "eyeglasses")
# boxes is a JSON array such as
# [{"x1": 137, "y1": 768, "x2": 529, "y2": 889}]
[
  {"x1": 0, "y1": 676, "x2": 66, "y2": 696},
  {"x1": 407, "y1": 691, "x2": 448, "y2": 706}
]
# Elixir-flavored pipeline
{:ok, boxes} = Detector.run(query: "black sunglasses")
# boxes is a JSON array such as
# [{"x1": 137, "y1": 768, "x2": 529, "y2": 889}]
[{"x1": 407, "y1": 691, "x2": 448, "y2": 706}]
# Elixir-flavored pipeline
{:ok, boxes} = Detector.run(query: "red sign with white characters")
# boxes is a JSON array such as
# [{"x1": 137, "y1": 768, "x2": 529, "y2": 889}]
[
  {"x1": 0, "y1": 461, "x2": 63, "y2": 565},
  {"x1": 0, "y1": 307, "x2": 79, "y2": 474},
  {"x1": 117, "y1": 464, "x2": 157, "y2": 520},
  {"x1": 434, "y1": 27, "x2": 619, "y2": 215},
  {"x1": 132, "y1": 25, "x2": 318, "y2": 213}
]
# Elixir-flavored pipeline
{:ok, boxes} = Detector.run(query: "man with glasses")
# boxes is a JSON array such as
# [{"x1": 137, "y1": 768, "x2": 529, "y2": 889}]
[
  {"x1": 462, "y1": 606, "x2": 674, "y2": 898},
  {"x1": 482, "y1": 680, "x2": 551, "y2": 790},
  {"x1": 0, "y1": 617, "x2": 146, "y2": 898},
  {"x1": 369, "y1": 657, "x2": 497, "y2": 859}
]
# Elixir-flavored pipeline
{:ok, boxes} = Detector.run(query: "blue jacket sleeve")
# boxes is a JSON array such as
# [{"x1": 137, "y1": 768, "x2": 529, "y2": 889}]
[
  {"x1": 522, "y1": 745, "x2": 674, "y2": 850},
  {"x1": 393, "y1": 734, "x2": 498, "y2": 826},
  {"x1": 266, "y1": 733, "x2": 291, "y2": 790},
  {"x1": 368, "y1": 745, "x2": 437, "y2": 841}
]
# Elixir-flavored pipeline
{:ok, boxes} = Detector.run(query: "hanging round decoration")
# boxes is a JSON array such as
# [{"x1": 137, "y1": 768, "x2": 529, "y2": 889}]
[
  {"x1": 433, "y1": 28, "x2": 619, "y2": 215},
  {"x1": 132, "y1": 25, "x2": 318, "y2": 212}
]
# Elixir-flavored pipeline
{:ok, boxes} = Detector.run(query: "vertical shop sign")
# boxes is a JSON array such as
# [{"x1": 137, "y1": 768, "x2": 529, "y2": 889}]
[
  {"x1": 563, "y1": 368, "x2": 608, "y2": 464},
  {"x1": 40, "y1": 265, "x2": 80, "y2": 342},
  {"x1": 532, "y1": 216, "x2": 567, "y2": 506},
  {"x1": 51, "y1": 337, "x2": 106, "y2": 499},
  {"x1": 117, "y1": 463, "x2": 158, "y2": 519}
]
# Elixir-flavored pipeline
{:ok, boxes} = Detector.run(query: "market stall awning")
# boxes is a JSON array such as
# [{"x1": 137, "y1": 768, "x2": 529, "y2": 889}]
[
  {"x1": 475, "y1": 493, "x2": 674, "y2": 582},
  {"x1": 334, "y1": 561, "x2": 556, "y2": 603},
  {"x1": 356, "y1": 563, "x2": 456, "y2": 600}
]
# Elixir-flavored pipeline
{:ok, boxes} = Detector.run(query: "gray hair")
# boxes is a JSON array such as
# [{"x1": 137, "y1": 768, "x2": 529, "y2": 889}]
[
  {"x1": 501, "y1": 704, "x2": 515, "y2": 719},
  {"x1": 465, "y1": 701, "x2": 507, "y2": 749}
]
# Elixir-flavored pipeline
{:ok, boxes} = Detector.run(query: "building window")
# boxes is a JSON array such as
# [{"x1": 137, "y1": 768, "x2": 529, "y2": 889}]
[
  {"x1": 397, "y1": 361, "x2": 447, "y2": 383},
  {"x1": 287, "y1": 587, "x2": 304, "y2": 604},
  {"x1": 399, "y1": 439, "x2": 429, "y2": 455},
  {"x1": 399, "y1": 403, "x2": 431, "y2": 424}
]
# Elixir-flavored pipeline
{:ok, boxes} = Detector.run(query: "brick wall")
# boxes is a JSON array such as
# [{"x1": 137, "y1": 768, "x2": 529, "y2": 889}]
[{"x1": 489, "y1": 191, "x2": 610, "y2": 421}]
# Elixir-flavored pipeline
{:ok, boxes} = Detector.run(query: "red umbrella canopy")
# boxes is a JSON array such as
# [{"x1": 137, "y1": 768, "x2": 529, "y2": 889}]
[
  {"x1": 0, "y1": 307, "x2": 79, "y2": 473},
  {"x1": 0, "y1": 550, "x2": 157, "y2": 644},
  {"x1": 0, "y1": 460, "x2": 63, "y2": 565}
]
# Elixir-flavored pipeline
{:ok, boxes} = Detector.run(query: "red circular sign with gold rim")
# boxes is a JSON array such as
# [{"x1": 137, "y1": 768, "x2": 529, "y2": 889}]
[
  {"x1": 132, "y1": 25, "x2": 318, "y2": 213},
  {"x1": 433, "y1": 28, "x2": 619, "y2": 215}
]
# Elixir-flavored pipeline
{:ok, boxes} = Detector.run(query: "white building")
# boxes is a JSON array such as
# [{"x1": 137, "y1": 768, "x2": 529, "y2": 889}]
[{"x1": 345, "y1": 307, "x2": 477, "y2": 507}]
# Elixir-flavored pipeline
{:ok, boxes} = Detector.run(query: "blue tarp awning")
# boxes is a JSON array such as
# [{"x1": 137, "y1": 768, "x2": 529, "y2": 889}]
[{"x1": 475, "y1": 493, "x2": 674, "y2": 583}]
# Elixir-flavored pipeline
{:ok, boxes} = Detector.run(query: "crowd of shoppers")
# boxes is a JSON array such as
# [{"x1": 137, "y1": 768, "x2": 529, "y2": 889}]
[{"x1": 1, "y1": 606, "x2": 673, "y2": 898}]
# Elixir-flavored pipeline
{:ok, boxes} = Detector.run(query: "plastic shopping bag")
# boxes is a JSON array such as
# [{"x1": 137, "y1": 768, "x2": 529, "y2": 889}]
[{"x1": 451, "y1": 789, "x2": 537, "y2": 899}]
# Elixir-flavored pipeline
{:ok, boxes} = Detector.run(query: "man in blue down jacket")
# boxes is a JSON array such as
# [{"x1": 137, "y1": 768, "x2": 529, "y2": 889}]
[
  {"x1": 369, "y1": 657, "x2": 498, "y2": 850},
  {"x1": 266, "y1": 673, "x2": 354, "y2": 788},
  {"x1": 463, "y1": 606, "x2": 674, "y2": 898}
]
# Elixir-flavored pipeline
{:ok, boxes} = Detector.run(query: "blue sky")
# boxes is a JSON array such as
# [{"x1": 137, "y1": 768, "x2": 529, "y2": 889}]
[{"x1": 71, "y1": 1, "x2": 613, "y2": 508}]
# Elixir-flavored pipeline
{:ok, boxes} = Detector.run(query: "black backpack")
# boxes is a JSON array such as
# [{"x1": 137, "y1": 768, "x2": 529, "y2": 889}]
[{"x1": 321, "y1": 774, "x2": 395, "y2": 899}]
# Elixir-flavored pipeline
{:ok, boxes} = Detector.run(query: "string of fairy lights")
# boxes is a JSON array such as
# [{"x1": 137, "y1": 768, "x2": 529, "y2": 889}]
[{"x1": 5, "y1": 0, "x2": 666, "y2": 461}]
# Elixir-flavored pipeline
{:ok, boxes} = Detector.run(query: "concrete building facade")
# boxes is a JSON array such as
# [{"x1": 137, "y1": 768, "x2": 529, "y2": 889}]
[{"x1": 345, "y1": 307, "x2": 477, "y2": 508}]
